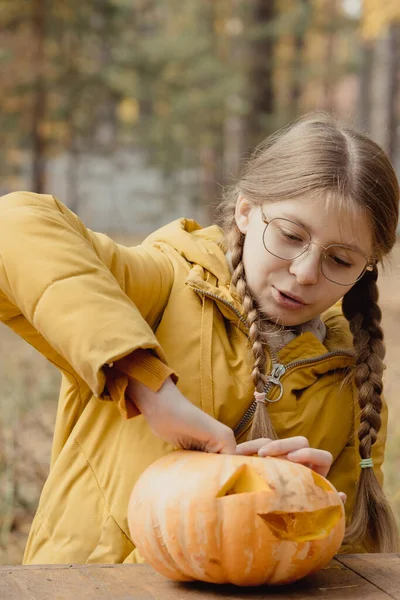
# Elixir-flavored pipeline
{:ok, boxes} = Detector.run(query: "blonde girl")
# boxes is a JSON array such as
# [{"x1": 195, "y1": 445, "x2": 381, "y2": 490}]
[{"x1": 0, "y1": 113, "x2": 398, "y2": 564}]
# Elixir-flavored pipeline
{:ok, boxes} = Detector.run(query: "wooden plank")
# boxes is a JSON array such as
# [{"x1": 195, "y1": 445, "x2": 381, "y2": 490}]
[
  {"x1": 0, "y1": 571, "x2": 26, "y2": 600},
  {"x1": 0, "y1": 565, "x2": 115, "y2": 600},
  {"x1": 0, "y1": 560, "x2": 393, "y2": 600},
  {"x1": 86, "y1": 560, "x2": 391, "y2": 599},
  {"x1": 337, "y1": 554, "x2": 400, "y2": 600}
]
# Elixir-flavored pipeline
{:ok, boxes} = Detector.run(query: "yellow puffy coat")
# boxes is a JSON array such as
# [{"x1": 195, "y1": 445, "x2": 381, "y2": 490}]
[{"x1": 0, "y1": 192, "x2": 387, "y2": 564}]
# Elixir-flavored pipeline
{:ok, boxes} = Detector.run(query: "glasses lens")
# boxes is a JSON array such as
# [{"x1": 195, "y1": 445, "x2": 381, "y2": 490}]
[
  {"x1": 263, "y1": 218, "x2": 311, "y2": 260},
  {"x1": 322, "y1": 246, "x2": 368, "y2": 285}
]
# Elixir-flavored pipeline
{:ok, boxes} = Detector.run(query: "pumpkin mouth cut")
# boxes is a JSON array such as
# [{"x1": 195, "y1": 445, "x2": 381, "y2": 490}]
[
  {"x1": 259, "y1": 506, "x2": 342, "y2": 542},
  {"x1": 216, "y1": 464, "x2": 272, "y2": 497}
]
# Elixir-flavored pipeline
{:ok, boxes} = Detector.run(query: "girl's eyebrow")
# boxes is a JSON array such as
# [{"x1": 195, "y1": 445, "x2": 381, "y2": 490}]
[
  {"x1": 279, "y1": 212, "x2": 369, "y2": 255},
  {"x1": 282, "y1": 214, "x2": 309, "y2": 230}
]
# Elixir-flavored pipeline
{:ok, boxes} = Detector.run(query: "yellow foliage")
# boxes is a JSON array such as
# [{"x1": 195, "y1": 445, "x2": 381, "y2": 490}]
[
  {"x1": 117, "y1": 98, "x2": 140, "y2": 124},
  {"x1": 362, "y1": 0, "x2": 400, "y2": 39}
]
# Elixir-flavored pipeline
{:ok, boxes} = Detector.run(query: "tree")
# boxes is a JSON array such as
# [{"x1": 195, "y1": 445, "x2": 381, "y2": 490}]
[
  {"x1": 361, "y1": 0, "x2": 400, "y2": 161},
  {"x1": 246, "y1": 0, "x2": 276, "y2": 148},
  {"x1": 32, "y1": 0, "x2": 46, "y2": 193}
]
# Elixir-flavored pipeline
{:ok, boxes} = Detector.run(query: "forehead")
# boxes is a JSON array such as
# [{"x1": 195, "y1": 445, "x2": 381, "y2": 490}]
[{"x1": 263, "y1": 195, "x2": 373, "y2": 255}]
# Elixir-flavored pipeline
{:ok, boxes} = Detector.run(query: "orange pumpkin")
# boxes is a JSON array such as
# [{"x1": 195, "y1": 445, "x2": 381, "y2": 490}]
[{"x1": 128, "y1": 450, "x2": 345, "y2": 586}]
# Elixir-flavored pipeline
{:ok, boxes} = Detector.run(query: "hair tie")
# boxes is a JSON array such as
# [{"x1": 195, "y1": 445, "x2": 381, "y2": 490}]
[
  {"x1": 360, "y1": 458, "x2": 374, "y2": 469},
  {"x1": 254, "y1": 391, "x2": 266, "y2": 404}
]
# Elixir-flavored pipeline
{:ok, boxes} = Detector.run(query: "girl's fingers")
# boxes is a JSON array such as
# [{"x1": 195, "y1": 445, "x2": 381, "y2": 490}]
[
  {"x1": 236, "y1": 438, "x2": 273, "y2": 455},
  {"x1": 339, "y1": 492, "x2": 347, "y2": 505},
  {"x1": 286, "y1": 448, "x2": 333, "y2": 477},
  {"x1": 258, "y1": 436, "x2": 310, "y2": 457},
  {"x1": 237, "y1": 437, "x2": 333, "y2": 479}
]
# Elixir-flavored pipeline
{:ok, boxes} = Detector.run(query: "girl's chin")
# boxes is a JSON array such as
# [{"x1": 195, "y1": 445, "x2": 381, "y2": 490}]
[
  {"x1": 259, "y1": 301, "x2": 314, "y2": 327},
  {"x1": 259, "y1": 309, "x2": 302, "y2": 327}
]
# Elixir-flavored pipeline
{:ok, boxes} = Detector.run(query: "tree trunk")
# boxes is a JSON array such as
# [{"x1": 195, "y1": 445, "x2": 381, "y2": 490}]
[
  {"x1": 247, "y1": 0, "x2": 276, "y2": 148},
  {"x1": 60, "y1": 16, "x2": 81, "y2": 214},
  {"x1": 66, "y1": 127, "x2": 81, "y2": 215},
  {"x1": 358, "y1": 40, "x2": 374, "y2": 130},
  {"x1": 387, "y1": 23, "x2": 400, "y2": 162},
  {"x1": 369, "y1": 32, "x2": 391, "y2": 151},
  {"x1": 201, "y1": 1, "x2": 225, "y2": 223},
  {"x1": 32, "y1": 0, "x2": 46, "y2": 193},
  {"x1": 222, "y1": 0, "x2": 247, "y2": 184},
  {"x1": 289, "y1": 0, "x2": 310, "y2": 120},
  {"x1": 200, "y1": 143, "x2": 221, "y2": 224},
  {"x1": 320, "y1": 0, "x2": 339, "y2": 113}
]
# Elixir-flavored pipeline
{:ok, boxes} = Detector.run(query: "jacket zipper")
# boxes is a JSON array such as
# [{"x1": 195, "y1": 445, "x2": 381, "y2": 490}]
[
  {"x1": 233, "y1": 350, "x2": 354, "y2": 438},
  {"x1": 191, "y1": 285, "x2": 354, "y2": 438}
]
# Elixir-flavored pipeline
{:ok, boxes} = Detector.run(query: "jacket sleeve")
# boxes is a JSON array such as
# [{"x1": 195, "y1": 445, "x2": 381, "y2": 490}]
[{"x1": 0, "y1": 191, "x2": 176, "y2": 403}]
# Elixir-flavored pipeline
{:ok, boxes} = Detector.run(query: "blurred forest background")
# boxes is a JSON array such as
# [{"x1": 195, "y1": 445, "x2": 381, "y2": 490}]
[{"x1": 0, "y1": 0, "x2": 399, "y2": 563}]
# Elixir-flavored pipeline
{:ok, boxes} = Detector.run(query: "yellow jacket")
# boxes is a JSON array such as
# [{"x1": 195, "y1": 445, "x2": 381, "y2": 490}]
[{"x1": 0, "y1": 192, "x2": 387, "y2": 564}]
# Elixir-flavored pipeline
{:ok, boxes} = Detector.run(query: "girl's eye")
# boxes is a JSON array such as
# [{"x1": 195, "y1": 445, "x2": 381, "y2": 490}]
[
  {"x1": 331, "y1": 255, "x2": 353, "y2": 268},
  {"x1": 280, "y1": 229, "x2": 304, "y2": 243}
]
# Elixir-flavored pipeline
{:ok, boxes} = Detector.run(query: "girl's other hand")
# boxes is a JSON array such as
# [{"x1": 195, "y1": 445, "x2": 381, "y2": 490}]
[
  {"x1": 236, "y1": 436, "x2": 346, "y2": 504},
  {"x1": 236, "y1": 436, "x2": 332, "y2": 477}
]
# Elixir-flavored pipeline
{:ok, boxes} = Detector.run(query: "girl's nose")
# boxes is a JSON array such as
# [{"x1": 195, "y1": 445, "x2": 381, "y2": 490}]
[{"x1": 288, "y1": 246, "x2": 321, "y2": 285}]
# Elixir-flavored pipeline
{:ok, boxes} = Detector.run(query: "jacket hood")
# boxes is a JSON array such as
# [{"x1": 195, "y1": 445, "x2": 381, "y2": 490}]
[{"x1": 143, "y1": 218, "x2": 232, "y2": 285}]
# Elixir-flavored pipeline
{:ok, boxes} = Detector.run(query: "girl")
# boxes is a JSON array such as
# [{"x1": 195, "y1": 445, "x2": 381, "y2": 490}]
[{"x1": 0, "y1": 113, "x2": 398, "y2": 564}]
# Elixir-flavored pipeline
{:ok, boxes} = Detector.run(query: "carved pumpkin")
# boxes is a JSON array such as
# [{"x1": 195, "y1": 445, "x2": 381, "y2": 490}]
[{"x1": 128, "y1": 450, "x2": 345, "y2": 586}]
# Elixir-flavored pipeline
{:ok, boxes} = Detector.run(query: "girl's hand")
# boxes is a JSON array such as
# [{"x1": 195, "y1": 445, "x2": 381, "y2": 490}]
[
  {"x1": 236, "y1": 436, "x2": 346, "y2": 504},
  {"x1": 127, "y1": 376, "x2": 236, "y2": 454},
  {"x1": 236, "y1": 436, "x2": 347, "y2": 504},
  {"x1": 236, "y1": 436, "x2": 332, "y2": 476}
]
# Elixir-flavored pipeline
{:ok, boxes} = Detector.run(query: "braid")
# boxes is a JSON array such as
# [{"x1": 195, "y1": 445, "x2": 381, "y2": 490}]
[
  {"x1": 342, "y1": 266, "x2": 399, "y2": 552},
  {"x1": 230, "y1": 227, "x2": 278, "y2": 441}
]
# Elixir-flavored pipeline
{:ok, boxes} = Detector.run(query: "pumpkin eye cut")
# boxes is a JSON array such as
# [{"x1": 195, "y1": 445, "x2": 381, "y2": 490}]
[
  {"x1": 216, "y1": 464, "x2": 272, "y2": 497},
  {"x1": 311, "y1": 470, "x2": 335, "y2": 491}
]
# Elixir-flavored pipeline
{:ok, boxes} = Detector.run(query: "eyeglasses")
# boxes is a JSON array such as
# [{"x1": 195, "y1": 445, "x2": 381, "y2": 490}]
[{"x1": 261, "y1": 208, "x2": 374, "y2": 286}]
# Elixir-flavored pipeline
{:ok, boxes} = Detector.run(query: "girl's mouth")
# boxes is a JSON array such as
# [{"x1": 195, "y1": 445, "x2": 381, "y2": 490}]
[{"x1": 272, "y1": 288, "x2": 307, "y2": 310}]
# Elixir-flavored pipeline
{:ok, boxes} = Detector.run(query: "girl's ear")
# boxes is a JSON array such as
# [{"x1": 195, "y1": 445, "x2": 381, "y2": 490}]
[{"x1": 235, "y1": 196, "x2": 253, "y2": 234}]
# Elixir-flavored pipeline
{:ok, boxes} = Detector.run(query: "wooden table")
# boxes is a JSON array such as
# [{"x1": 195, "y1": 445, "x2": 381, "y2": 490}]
[{"x1": 0, "y1": 554, "x2": 399, "y2": 599}]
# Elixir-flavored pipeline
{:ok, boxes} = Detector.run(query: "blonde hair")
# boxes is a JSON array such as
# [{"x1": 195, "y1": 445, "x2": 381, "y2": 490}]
[{"x1": 219, "y1": 113, "x2": 399, "y2": 552}]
